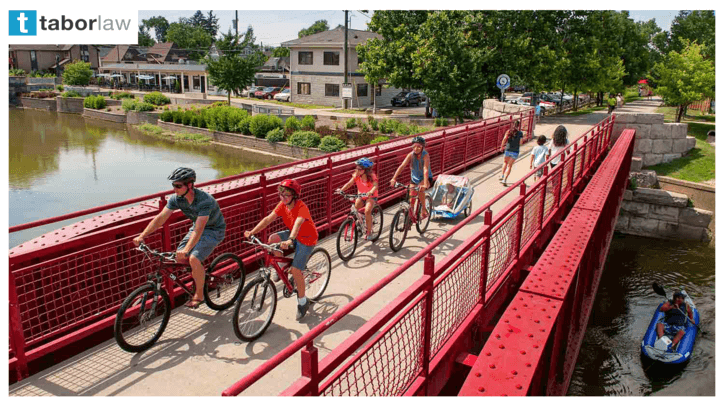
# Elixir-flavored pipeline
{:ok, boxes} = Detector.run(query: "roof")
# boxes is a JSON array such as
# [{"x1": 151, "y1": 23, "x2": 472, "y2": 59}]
[
  {"x1": 281, "y1": 27, "x2": 381, "y2": 48},
  {"x1": 261, "y1": 57, "x2": 290, "y2": 71},
  {"x1": 102, "y1": 45, "x2": 131, "y2": 62},
  {"x1": 9, "y1": 44, "x2": 74, "y2": 51},
  {"x1": 147, "y1": 42, "x2": 182, "y2": 62},
  {"x1": 99, "y1": 63, "x2": 207, "y2": 72}
]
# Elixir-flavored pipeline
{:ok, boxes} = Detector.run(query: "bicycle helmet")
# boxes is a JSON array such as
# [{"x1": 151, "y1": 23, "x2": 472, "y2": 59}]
[
  {"x1": 280, "y1": 179, "x2": 301, "y2": 197},
  {"x1": 168, "y1": 167, "x2": 196, "y2": 183},
  {"x1": 355, "y1": 157, "x2": 374, "y2": 169},
  {"x1": 411, "y1": 136, "x2": 426, "y2": 146}
]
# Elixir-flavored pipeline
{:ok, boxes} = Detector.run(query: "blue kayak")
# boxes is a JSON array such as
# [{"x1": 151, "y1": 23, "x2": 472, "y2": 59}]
[{"x1": 641, "y1": 289, "x2": 700, "y2": 364}]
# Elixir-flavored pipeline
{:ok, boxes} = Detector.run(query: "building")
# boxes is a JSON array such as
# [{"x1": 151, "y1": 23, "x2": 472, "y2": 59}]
[
  {"x1": 281, "y1": 27, "x2": 402, "y2": 108},
  {"x1": 9, "y1": 44, "x2": 100, "y2": 73},
  {"x1": 255, "y1": 57, "x2": 290, "y2": 88},
  {"x1": 101, "y1": 43, "x2": 189, "y2": 66},
  {"x1": 100, "y1": 45, "x2": 147, "y2": 65}
]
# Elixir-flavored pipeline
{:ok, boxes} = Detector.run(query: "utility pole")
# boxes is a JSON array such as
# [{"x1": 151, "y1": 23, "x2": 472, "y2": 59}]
[
  {"x1": 234, "y1": 10, "x2": 239, "y2": 38},
  {"x1": 344, "y1": 10, "x2": 349, "y2": 110}
]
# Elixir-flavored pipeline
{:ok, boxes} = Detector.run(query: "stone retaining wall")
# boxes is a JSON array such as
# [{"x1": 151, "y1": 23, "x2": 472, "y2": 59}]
[
  {"x1": 127, "y1": 111, "x2": 161, "y2": 125},
  {"x1": 20, "y1": 97, "x2": 57, "y2": 111},
  {"x1": 616, "y1": 187, "x2": 712, "y2": 241},
  {"x1": 481, "y1": 99, "x2": 534, "y2": 120},
  {"x1": 82, "y1": 108, "x2": 126, "y2": 123},
  {"x1": 657, "y1": 176, "x2": 715, "y2": 212},
  {"x1": 157, "y1": 121, "x2": 326, "y2": 159},
  {"x1": 56, "y1": 97, "x2": 85, "y2": 113},
  {"x1": 612, "y1": 113, "x2": 696, "y2": 167}
]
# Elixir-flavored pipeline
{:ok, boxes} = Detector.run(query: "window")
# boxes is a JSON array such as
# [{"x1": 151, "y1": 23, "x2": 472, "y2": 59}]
[
  {"x1": 323, "y1": 51, "x2": 340, "y2": 66},
  {"x1": 30, "y1": 51, "x2": 36, "y2": 63},
  {"x1": 81, "y1": 45, "x2": 90, "y2": 63},
  {"x1": 357, "y1": 84, "x2": 368, "y2": 97},
  {"x1": 297, "y1": 82, "x2": 311, "y2": 95},
  {"x1": 325, "y1": 84, "x2": 340, "y2": 97},
  {"x1": 375, "y1": 85, "x2": 382, "y2": 96},
  {"x1": 298, "y1": 52, "x2": 313, "y2": 65}
]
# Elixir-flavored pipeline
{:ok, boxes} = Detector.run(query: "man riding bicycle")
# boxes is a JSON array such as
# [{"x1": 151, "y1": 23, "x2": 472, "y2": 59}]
[
  {"x1": 336, "y1": 157, "x2": 379, "y2": 241},
  {"x1": 133, "y1": 167, "x2": 226, "y2": 309},
  {"x1": 390, "y1": 136, "x2": 433, "y2": 219}
]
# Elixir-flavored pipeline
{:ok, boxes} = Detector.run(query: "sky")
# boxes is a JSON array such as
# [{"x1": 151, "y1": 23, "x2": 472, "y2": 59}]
[{"x1": 138, "y1": 9, "x2": 683, "y2": 48}]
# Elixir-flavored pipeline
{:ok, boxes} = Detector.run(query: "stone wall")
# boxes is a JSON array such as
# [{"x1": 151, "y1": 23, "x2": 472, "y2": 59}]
[
  {"x1": 657, "y1": 176, "x2": 715, "y2": 212},
  {"x1": 616, "y1": 188, "x2": 712, "y2": 241},
  {"x1": 20, "y1": 97, "x2": 57, "y2": 111},
  {"x1": 481, "y1": 99, "x2": 534, "y2": 120},
  {"x1": 157, "y1": 121, "x2": 327, "y2": 160},
  {"x1": 56, "y1": 97, "x2": 85, "y2": 113},
  {"x1": 9, "y1": 77, "x2": 27, "y2": 105},
  {"x1": 127, "y1": 111, "x2": 161, "y2": 125},
  {"x1": 82, "y1": 108, "x2": 126, "y2": 123},
  {"x1": 611, "y1": 113, "x2": 696, "y2": 167}
]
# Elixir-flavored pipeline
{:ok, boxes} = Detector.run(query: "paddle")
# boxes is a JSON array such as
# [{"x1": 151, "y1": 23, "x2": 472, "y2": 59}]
[{"x1": 652, "y1": 283, "x2": 702, "y2": 332}]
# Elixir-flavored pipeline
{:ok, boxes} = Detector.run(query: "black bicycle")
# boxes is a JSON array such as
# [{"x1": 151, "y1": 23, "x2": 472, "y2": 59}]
[{"x1": 114, "y1": 243, "x2": 245, "y2": 352}]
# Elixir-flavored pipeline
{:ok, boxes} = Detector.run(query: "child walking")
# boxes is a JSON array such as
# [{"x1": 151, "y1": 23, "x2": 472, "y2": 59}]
[{"x1": 530, "y1": 135, "x2": 549, "y2": 182}]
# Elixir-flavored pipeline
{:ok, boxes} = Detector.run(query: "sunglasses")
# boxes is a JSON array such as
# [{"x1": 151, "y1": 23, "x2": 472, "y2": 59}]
[{"x1": 172, "y1": 183, "x2": 185, "y2": 189}]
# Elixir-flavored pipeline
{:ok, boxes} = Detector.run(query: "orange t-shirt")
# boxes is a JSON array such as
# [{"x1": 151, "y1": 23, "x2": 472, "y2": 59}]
[
  {"x1": 273, "y1": 200, "x2": 318, "y2": 246},
  {"x1": 354, "y1": 173, "x2": 378, "y2": 198}
]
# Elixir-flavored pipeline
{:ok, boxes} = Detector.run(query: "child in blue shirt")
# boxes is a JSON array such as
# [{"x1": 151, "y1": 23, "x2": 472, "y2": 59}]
[{"x1": 529, "y1": 135, "x2": 549, "y2": 181}]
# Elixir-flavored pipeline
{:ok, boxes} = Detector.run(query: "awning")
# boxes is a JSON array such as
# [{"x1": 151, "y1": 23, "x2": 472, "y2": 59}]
[
  {"x1": 638, "y1": 79, "x2": 649, "y2": 84},
  {"x1": 95, "y1": 73, "x2": 111, "y2": 78},
  {"x1": 161, "y1": 76, "x2": 177, "y2": 80},
  {"x1": 137, "y1": 75, "x2": 155, "y2": 80},
  {"x1": 110, "y1": 74, "x2": 124, "y2": 78}
]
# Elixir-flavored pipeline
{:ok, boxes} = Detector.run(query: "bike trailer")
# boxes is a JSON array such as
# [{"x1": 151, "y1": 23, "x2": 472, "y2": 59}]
[{"x1": 429, "y1": 174, "x2": 474, "y2": 219}]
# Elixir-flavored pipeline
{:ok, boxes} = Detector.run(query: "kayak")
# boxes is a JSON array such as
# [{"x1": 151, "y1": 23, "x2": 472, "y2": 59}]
[{"x1": 641, "y1": 289, "x2": 700, "y2": 364}]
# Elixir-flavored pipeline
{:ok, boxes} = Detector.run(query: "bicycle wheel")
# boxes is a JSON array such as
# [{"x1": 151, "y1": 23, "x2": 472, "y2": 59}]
[
  {"x1": 204, "y1": 253, "x2": 246, "y2": 311},
  {"x1": 370, "y1": 204, "x2": 384, "y2": 242},
  {"x1": 114, "y1": 283, "x2": 171, "y2": 353},
  {"x1": 416, "y1": 195, "x2": 433, "y2": 234},
  {"x1": 464, "y1": 202, "x2": 472, "y2": 217},
  {"x1": 304, "y1": 247, "x2": 332, "y2": 301},
  {"x1": 233, "y1": 277, "x2": 277, "y2": 342},
  {"x1": 389, "y1": 208, "x2": 409, "y2": 252},
  {"x1": 336, "y1": 218, "x2": 358, "y2": 262}
]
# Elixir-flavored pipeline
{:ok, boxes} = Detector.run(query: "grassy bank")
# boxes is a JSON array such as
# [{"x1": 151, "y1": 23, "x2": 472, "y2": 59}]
[
  {"x1": 235, "y1": 97, "x2": 334, "y2": 110},
  {"x1": 646, "y1": 122, "x2": 715, "y2": 182},
  {"x1": 655, "y1": 106, "x2": 716, "y2": 123},
  {"x1": 135, "y1": 123, "x2": 212, "y2": 144}
]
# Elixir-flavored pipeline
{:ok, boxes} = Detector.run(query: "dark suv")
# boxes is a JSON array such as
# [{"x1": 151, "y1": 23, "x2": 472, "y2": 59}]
[{"x1": 391, "y1": 91, "x2": 422, "y2": 107}]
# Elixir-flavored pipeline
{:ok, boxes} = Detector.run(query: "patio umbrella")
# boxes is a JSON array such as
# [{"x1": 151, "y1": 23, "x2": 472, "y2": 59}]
[
  {"x1": 638, "y1": 79, "x2": 648, "y2": 84},
  {"x1": 110, "y1": 74, "x2": 124, "y2": 78}
]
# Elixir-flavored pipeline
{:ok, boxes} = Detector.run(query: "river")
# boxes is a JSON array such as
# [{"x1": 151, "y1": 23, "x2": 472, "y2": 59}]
[
  {"x1": 568, "y1": 234, "x2": 715, "y2": 396},
  {"x1": 9, "y1": 108, "x2": 291, "y2": 248}
]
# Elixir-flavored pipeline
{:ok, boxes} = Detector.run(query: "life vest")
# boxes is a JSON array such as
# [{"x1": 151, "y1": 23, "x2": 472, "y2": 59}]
[{"x1": 664, "y1": 302, "x2": 688, "y2": 326}]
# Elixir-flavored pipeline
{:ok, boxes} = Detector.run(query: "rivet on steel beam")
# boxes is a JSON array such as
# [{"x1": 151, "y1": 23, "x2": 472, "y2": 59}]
[
  {"x1": 485, "y1": 352, "x2": 492, "y2": 356},
  {"x1": 489, "y1": 364, "x2": 496, "y2": 369},
  {"x1": 528, "y1": 334, "x2": 534, "y2": 338},
  {"x1": 516, "y1": 384, "x2": 523, "y2": 390},
  {"x1": 520, "y1": 350, "x2": 526, "y2": 355},
  {"x1": 478, "y1": 387, "x2": 485, "y2": 393},
  {"x1": 526, "y1": 363, "x2": 532, "y2": 367},
  {"x1": 533, "y1": 345, "x2": 539, "y2": 349}
]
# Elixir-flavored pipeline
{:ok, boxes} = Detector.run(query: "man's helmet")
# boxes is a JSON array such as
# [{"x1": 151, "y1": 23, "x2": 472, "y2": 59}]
[
  {"x1": 280, "y1": 179, "x2": 302, "y2": 197},
  {"x1": 355, "y1": 157, "x2": 374, "y2": 169},
  {"x1": 673, "y1": 291, "x2": 685, "y2": 300},
  {"x1": 411, "y1": 136, "x2": 426, "y2": 146},
  {"x1": 168, "y1": 167, "x2": 196, "y2": 183}
]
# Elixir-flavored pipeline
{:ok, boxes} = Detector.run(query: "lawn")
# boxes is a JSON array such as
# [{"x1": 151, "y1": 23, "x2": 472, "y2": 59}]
[
  {"x1": 655, "y1": 106, "x2": 716, "y2": 123},
  {"x1": 645, "y1": 122, "x2": 715, "y2": 183},
  {"x1": 564, "y1": 105, "x2": 608, "y2": 116}
]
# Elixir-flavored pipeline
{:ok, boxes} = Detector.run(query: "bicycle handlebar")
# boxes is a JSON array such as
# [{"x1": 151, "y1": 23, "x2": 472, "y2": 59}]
[
  {"x1": 335, "y1": 190, "x2": 369, "y2": 200},
  {"x1": 137, "y1": 243, "x2": 176, "y2": 262},
  {"x1": 393, "y1": 182, "x2": 420, "y2": 192},
  {"x1": 245, "y1": 235, "x2": 284, "y2": 252}
]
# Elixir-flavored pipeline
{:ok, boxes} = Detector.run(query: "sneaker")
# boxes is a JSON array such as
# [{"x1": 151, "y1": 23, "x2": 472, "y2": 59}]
[
  {"x1": 498, "y1": 175, "x2": 504, "y2": 181},
  {"x1": 269, "y1": 268, "x2": 280, "y2": 282},
  {"x1": 296, "y1": 298, "x2": 310, "y2": 321}
]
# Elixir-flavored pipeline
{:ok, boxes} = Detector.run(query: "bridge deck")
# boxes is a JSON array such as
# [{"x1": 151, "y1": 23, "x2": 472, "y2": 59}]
[{"x1": 10, "y1": 101, "x2": 659, "y2": 396}]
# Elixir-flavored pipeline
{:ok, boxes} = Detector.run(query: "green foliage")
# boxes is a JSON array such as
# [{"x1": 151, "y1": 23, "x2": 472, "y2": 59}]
[
  {"x1": 266, "y1": 128, "x2": 286, "y2": 143},
  {"x1": 205, "y1": 105, "x2": 250, "y2": 132},
  {"x1": 369, "y1": 117, "x2": 379, "y2": 131},
  {"x1": 284, "y1": 116, "x2": 301, "y2": 133},
  {"x1": 62, "y1": 60, "x2": 93, "y2": 85},
  {"x1": 379, "y1": 119, "x2": 396, "y2": 134},
  {"x1": 122, "y1": 99, "x2": 155, "y2": 112},
  {"x1": 434, "y1": 117, "x2": 449, "y2": 127},
  {"x1": 238, "y1": 117, "x2": 251, "y2": 135},
  {"x1": 361, "y1": 123, "x2": 371, "y2": 132},
  {"x1": 298, "y1": 20, "x2": 329, "y2": 38},
  {"x1": 166, "y1": 21, "x2": 213, "y2": 61},
  {"x1": 172, "y1": 110, "x2": 184, "y2": 124},
  {"x1": 627, "y1": 177, "x2": 638, "y2": 191},
  {"x1": 652, "y1": 42, "x2": 715, "y2": 123},
  {"x1": 143, "y1": 92, "x2": 170, "y2": 106},
  {"x1": 345, "y1": 118, "x2": 357, "y2": 129},
  {"x1": 56, "y1": 85, "x2": 64, "y2": 91},
  {"x1": 371, "y1": 136, "x2": 390, "y2": 144},
  {"x1": 111, "y1": 92, "x2": 135, "y2": 100},
  {"x1": 249, "y1": 114, "x2": 283, "y2": 138},
  {"x1": 301, "y1": 115, "x2": 316, "y2": 131},
  {"x1": 318, "y1": 136, "x2": 347, "y2": 152},
  {"x1": 83, "y1": 95, "x2": 106, "y2": 109},
  {"x1": 138, "y1": 27, "x2": 155, "y2": 46},
  {"x1": 204, "y1": 50, "x2": 266, "y2": 104},
  {"x1": 136, "y1": 123, "x2": 164, "y2": 135},
  {"x1": 182, "y1": 109, "x2": 196, "y2": 125},
  {"x1": 9, "y1": 68, "x2": 25, "y2": 76},
  {"x1": 61, "y1": 90, "x2": 81, "y2": 98},
  {"x1": 272, "y1": 47, "x2": 290, "y2": 57},
  {"x1": 653, "y1": 11, "x2": 715, "y2": 65},
  {"x1": 160, "y1": 110, "x2": 174, "y2": 122},
  {"x1": 288, "y1": 131, "x2": 322, "y2": 148}
]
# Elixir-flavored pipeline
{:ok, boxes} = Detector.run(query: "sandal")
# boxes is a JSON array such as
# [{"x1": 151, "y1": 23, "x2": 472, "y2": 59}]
[{"x1": 185, "y1": 297, "x2": 204, "y2": 309}]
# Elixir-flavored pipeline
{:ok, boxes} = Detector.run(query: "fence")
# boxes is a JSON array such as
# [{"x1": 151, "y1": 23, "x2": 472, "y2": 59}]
[
  {"x1": 458, "y1": 128, "x2": 634, "y2": 396},
  {"x1": 8, "y1": 110, "x2": 534, "y2": 381},
  {"x1": 689, "y1": 99, "x2": 712, "y2": 114},
  {"x1": 222, "y1": 115, "x2": 616, "y2": 396}
]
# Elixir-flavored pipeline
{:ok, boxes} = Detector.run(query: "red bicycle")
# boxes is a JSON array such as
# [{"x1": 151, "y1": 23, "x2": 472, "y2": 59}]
[
  {"x1": 389, "y1": 182, "x2": 432, "y2": 252},
  {"x1": 335, "y1": 191, "x2": 384, "y2": 261},
  {"x1": 232, "y1": 236, "x2": 332, "y2": 341}
]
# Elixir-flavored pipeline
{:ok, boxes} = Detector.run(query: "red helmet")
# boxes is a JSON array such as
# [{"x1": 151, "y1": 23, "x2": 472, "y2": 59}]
[{"x1": 280, "y1": 179, "x2": 301, "y2": 197}]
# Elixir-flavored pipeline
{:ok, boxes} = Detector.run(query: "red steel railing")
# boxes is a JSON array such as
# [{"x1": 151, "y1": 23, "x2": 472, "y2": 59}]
[
  {"x1": 222, "y1": 115, "x2": 616, "y2": 396},
  {"x1": 8, "y1": 110, "x2": 534, "y2": 381}
]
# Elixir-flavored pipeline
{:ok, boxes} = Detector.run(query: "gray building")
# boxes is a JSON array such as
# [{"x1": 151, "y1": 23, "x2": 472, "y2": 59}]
[{"x1": 281, "y1": 26, "x2": 401, "y2": 108}]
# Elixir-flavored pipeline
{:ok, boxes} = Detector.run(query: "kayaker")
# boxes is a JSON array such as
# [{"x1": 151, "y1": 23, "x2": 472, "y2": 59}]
[{"x1": 656, "y1": 292, "x2": 694, "y2": 351}]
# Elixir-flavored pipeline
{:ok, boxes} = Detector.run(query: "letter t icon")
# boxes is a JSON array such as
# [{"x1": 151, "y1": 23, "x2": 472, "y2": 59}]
[{"x1": 18, "y1": 12, "x2": 28, "y2": 33}]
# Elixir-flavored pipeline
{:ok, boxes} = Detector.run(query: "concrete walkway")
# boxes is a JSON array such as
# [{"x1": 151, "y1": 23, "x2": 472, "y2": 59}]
[{"x1": 9, "y1": 98, "x2": 662, "y2": 397}]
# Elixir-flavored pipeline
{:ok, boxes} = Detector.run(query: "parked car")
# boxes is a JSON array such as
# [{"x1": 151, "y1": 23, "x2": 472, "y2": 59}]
[
  {"x1": 273, "y1": 88, "x2": 291, "y2": 102},
  {"x1": 255, "y1": 87, "x2": 282, "y2": 100},
  {"x1": 391, "y1": 91, "x2": 422, "y2": 107},
  {"x1": 242, "y1": 86, "x2": 263, "y2": 98}
]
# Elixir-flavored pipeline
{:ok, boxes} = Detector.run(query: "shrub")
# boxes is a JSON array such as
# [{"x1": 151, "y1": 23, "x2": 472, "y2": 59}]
[
  {"x1": 193, "y1": 112, "x2": 207, "y2": 128},
  {"x1": 56, "y1": 85, "x2": 64, "y2": 92},
  {"x1": 122, "y1": 99, "x2": 155, "y2": 112},
  {"x1": 9, "y1": 68, "x2": 25, "y2": 76},
  {"x1": 182, "y1": 109, "x2": 196, "y2": 126},
  {"x1": 396, "y1": 122, "x2": 411, "y2": 136},
  {"x1": 315, "y1": 125, "x2": 335, "y2": 137},
  {"x1": 62, "y1": 60, "x2": 93, "y2": 85},
  {"x1": 435, "y1": 117, "x2": 449, "y2": 127},
  {"x1": 371, "y1": 136, "x2": 390, "y2": 144},
  {"x1": 204, "y1": 105, "x2": 249, "y2": 132},
  {"x1": 288, "y1": 131, "x2": 322, "y2": 148},
  {"x1": 250, "y1": 114, "x2": 283, "y2": 138},
  {"x1": 301, "y1": 115, "x2": 316, "y2": 131},
  {"x1": 266, "y1": 128, "x2": 286, "y2": 143},
  {"x1": 211, "y1": 101, "x2": 228, "y2": 108},
  {"x1": 160, "y1": 110, "x2": 174, "y2": 122},
  {"x1": 319, "y1": 136, "x2": 347, "y2": 152},
  {"x1": 284, "y1": 116, "x2": 301, "y2": 133},
  {"x1": 361, "y1": 123, "x2": 370, "y2": 132},
  {"x1": 239, "y1": 117, "x2": 252, "y2": 135},
  {"x1": 346, "y1": 118, "x2": 357, "y2": 129},
  {"x1": 61, "y1": 90, "x2": 81, "y2": 98},
  {"x1": 143, "y1": 91, "x2": 170, "y2": 106},
  {"x1": 379, "y1": 119, "x2": 395, "y2": 134},
  {"x1": 111, "y1": 92, "x2": 135, "y2": 100},
  {"x1": 84, "y1": 95, "x2": 106, "y2": 109},
  {"x1": 172, "y1": 110, "x2": 184, "y2": 124},
  {"x1": 370, "y1": 117, "x2": 379, "y2": 131}
]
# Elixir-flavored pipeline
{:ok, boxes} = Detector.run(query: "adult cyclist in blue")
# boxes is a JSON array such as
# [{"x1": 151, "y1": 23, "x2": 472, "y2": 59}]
[
  {"x1": 133, "y1": 168, "x2": 226, "y2": 309},
  {"x1": 336, "y1": 157, "x2": 379, "y2": 241},
  {"x1": 390, "y1": 136, "x2": 433, "y2": 220}
]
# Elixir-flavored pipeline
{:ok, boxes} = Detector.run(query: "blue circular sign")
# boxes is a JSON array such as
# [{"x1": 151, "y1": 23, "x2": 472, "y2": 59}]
[{"x1": 496, "y1": 74, "x2": 511, "y2": 90}]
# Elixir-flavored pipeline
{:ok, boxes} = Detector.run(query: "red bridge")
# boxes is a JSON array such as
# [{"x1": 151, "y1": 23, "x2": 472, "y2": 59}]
[{"x1": 9, "y1": 111, "x2": 634, "y2": 396}]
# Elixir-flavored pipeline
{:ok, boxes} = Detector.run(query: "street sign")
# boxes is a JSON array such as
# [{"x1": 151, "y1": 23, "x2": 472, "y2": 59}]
[
  {"x1": 342, "y1": 83, "x2": 353, "y2": 99},
  {"x1": 496, "y1": 74, "x2": 511, "y2": 90}
]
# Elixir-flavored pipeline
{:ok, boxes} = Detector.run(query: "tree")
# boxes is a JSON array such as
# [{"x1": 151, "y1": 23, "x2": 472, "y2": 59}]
[
  {"x1": 62, "y1": 60, "x2": 93, "y2": 85},
  {"x1": 166, "y1": 22, "x2": 214, "y2": 60},
  {"x1": 142, "y1": 16, "x2": 169, "y2": 43},
  {"x1": 658, "y1": 11, "x2": 715, "y2": 63},
  {"x1": 138, "y1": 26, "x2": 155, "y2": 46},
  {"x1": 652, "y1": 42, "x2": 715, "y2": 122},
  {"x1": 205, "y1": 10, "x2": 220, "y2": 38},
  {"x1": 272, "y1": 47, "x2": 290, "y2": 57},
  {"x1": 298, "y1": 20, "x2": 329, "y2": 37},
  {"x1": 205, "y1": 53, "x2": 265, "y2": 104}
]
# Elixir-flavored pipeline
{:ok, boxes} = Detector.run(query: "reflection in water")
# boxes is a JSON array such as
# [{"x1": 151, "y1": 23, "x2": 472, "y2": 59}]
[
  {"x1": 568, "y1": 234, "x2": 715, "y2": 396},
  {"x1": 9, "y1": 108, "x2": 291, "y2": 248}
]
